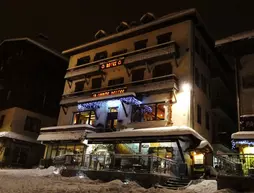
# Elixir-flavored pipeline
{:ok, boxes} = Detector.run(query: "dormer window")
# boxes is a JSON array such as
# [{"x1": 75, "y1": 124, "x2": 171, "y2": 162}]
[
  {"x1": 134, "y1": 39, "x2": 148, "y2": 50},
  {"x1": 77, "y1": 56, "x2": 90, "y2": 66},
  {"x1": 94, "y1": 51, "x2": 108, "y2": 61},
  {"x1": 157, "y1": 33, "x2": 172, "y2": 44}
]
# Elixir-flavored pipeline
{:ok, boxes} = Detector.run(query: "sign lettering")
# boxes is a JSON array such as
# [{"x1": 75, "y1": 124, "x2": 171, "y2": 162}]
[
  {"x1": 92, "y1": 88, "x2": 126, "y2": 98},
  {"x1": 100, "y1": 58, "x2": 124, "y2": 70}
]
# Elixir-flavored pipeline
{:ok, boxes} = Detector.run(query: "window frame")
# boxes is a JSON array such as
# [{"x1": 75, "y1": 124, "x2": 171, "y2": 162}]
[
  {"x1": 131, "y1": 102, "x2": 166, "y2": 122},
  {"x1": 94, "y1": 51, "x2": 108, "y2": 61},
  {"x1": 112, "y1": 49, "x2": 127, "y2": 56},
  {"x1": 197, "y1": 104, "x2": 202, "y2": 124},
  {"x1": 156, "y1": 32, "x2": 172, "y2": 44},
  {"x1": 134, "y1": 39, "x2": 148, "y2": 50},
  {"x1": 131, "y1": 68, "x2": 145, "y2": 83},
  {"x1": 77, "y1": 56, "x2": 90, "y2": 66},
  {"x1": 108, "y1": 77, "x2": 124, "y2": 87},
  {"x1": 91, "y1": 77, "x2": 102, "y2": 89},
  {"x1": 24, "y1": 116, "x2": 41, "y2": 133},
  {"x1": 72, "y1": 110, "x2": 97, "y2": 125},
  {"x1": 0, "y1": 115, "x2": 5, "y2": 127},
  {"x1": 74, "y1": 81, "x2": 85, "y2": 92}
]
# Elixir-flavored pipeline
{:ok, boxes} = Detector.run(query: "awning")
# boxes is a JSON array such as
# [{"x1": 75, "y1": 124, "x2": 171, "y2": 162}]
[
  {"x1": 86, "y1": 126, "x2": 213, "y2": 151},
  {"x1": 0, "y1": 131, "x2": 38, "y2": 144},
  {"x1": 78, "y1": 92, "x2": 136, "y2": 104},
  {"x1": 37, "y1": 131, "x2": 88, "y2": 141}
]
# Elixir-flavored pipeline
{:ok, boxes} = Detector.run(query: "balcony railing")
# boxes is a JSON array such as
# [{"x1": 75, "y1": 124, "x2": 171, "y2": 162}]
[
  {"x1": 53, "y1": 153, "x2": 180, "y2": 177},
  {"x1": 61, "y1": 74, "x2": 178, "y2": 106},
  {"x1": 65, "y1": 41, "x2": 178, "y2": 81}
]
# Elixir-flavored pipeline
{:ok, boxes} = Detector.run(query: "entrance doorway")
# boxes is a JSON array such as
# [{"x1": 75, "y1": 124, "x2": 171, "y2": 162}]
[{"x1": 106, "y1": 107, "x2": 118, "y2": 131}]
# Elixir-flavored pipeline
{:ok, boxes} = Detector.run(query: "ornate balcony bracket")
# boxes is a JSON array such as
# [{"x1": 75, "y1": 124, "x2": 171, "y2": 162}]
[
  {"x1": 174, "y1": 55, "x2": 179, "y2": 67},
  {"x1": 84, "y1": 76, "x2": 91, "y2": 85},
  {"x1": 61, "y1": 105, "x2": 68, "y2": 115},
  {"x1": 124, "y1": 65, "x2": 131, "y2": 77},
  {"x1": 67, "y1": 80, "x2": 72, "y2": 89},
  {"x1": 121, "y1": 101, "x2": 128, "y2": 117},
  {"x1": 146, "y1": 62, "x2": 154, "y2": 73},
  {"x1": 101, "y1": 73, "x2": 106, "y2": 81}
]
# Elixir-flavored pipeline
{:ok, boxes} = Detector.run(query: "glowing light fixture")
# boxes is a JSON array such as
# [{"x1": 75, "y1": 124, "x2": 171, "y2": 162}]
[
  {"x1": 182, "y1": 83, "x2": 191, "y2": 92},
  {"x1": 107, "y1": 100, "x2": 121, "y2": 108}
]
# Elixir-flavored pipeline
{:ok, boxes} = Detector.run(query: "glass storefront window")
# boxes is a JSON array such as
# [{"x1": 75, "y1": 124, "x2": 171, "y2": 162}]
[
  {"x1": 131, "y1": 103, "x2": 165, "y2": 122},
  {"x1": 73, "y1": 111, "x2": 96, "y2": 126},
  {"x1": 66, "y1": 145, "x2": 75, "y2": 155},
  {"x1": 57, "y1": 145, "x2": 66, "y2": 156},
  {"x1": 51, "y1": 145, "x2": 58, "y2": 159}
]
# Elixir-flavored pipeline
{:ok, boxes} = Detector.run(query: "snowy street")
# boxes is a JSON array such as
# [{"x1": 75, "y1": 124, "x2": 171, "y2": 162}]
[{"x1": 0, "y1": 167, "x2": 233, "y2": 193}]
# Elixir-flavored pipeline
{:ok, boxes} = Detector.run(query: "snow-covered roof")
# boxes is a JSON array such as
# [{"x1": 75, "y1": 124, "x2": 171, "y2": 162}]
[
  {"x1": 62, "y1": 8, "x2": 208, "y2": 56},
  {"x1": 0, "y1": 131, "x2": 38, "y2": 144},
  {"x1": 0, "y1": 38, "x2": 68, "y2": 61},
  {"x1": 231, "y1": 131, "x2": 254, "y2": 140},
  {"x1": 87, "y1": 126, "x2": 213, "y2": 151},
  {"x1": 40, "y1": 124, "x2": 95, "y2": 131},
  {"x1": 37, "y1": 130, "x2": 92, "y2": 141},
  {"x1": 240, "y1": 114, "x2": 254, "y2": 118},
  {"x1": 78, "y1": 92, "x2": 136, "y2": 104},
  {"x1": 216, "y1": 29, "x2": 254, "y2": 46}
]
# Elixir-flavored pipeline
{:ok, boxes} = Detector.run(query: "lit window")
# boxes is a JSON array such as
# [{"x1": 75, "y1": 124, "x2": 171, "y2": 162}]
[
  {"x1": 73, "y1": 111, "x2": 96, "y2": 126},
  {"x1": 131, "y1": 103, "x2": 165, "y2": 122}
]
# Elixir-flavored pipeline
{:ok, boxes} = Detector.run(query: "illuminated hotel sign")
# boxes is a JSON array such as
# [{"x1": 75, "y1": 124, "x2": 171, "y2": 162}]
[
  {"x1": 100, "y1": 58, "x2": 124, "y2": 70},
  {"x1": 92, "y1": 88, "x2": 126, "y2": 98}
]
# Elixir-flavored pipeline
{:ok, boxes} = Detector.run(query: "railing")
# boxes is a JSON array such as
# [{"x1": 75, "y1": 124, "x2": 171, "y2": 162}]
[
  {"x1": 54, "y1": 153, "x2": 179, "y2": 177},
  {"x1": 214, "y1": 153, "x2": 254, "y2": 176},
  {"x1": 62, "y1": 74, "x2": 178, "y2": 100}
]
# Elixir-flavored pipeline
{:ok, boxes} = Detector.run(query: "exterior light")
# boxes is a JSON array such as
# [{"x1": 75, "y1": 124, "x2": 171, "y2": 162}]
[
  {"x1": 107, "y1": 100, "x2": 121, "y2": 108},
  {"x1": 182, "y1": 83, "x2": 191, "y2": 92}
]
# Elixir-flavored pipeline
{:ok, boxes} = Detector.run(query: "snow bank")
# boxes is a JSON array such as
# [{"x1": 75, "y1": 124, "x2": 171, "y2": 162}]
[{"x1": 0, "y1": 168, "x2": 235, "y2": 193}]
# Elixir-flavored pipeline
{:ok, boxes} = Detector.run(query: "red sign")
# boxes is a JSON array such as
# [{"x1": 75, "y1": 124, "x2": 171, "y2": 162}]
[
  {"x1": 92, "y1": 88, "x2": 126, "y2": 98},
  {"x1": 100, "y1": 58, "x2": 124, "y2": 70}
]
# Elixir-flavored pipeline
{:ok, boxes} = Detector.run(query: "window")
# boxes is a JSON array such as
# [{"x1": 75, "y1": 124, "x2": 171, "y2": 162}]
[
  {"x1": 131, "y1": 103, "x2": 165, "y2": 122},
  {"x1": 74, "y1": 81, "x2": 85, "y2": 92},
  {"x1": 92, "y1": 77, "x2": 102, "y2": 89},
  {"x1": 206, "y1": 112, "x2": 210, "y2": 130},
  {"x1": 112, "y1": 49, "x2": 127, "y2": 56},
  {"x1": 201, "y1": 74, "x2": 207, "y2": 95},
  {"x1": 108, "y1": 77, "x2": 124, "y2": 86},
  {"x1": 94, "y1": 51, "x2": 108, "y2": 61},
  {"x1": 195, "y1": 67, "x2": 200, "y2": 87},
  {"x1": 157, "y1": 33, "x2": 172, "y2": 44},
  {"x1": 242, "y1": 75, "x2": 254, "y2": 89},
  {"x1": 132, "y1": 68, "x2": 145, "y2": 84},
  {"x1": 73, "y1": 111, "x2": 96, "y2": 126},
  {"x1": 134, "y1": 39, "x2": 148, "y2": 50},
  {"x1": 195, "y1": 37, "x2": 200, "y2": 54},
  {"x1": 197, "y1": 104, "x2": 202, "y2": 124},
  {"x1": 152, "y1": 63, "x2": 172, "y2": 80},
  {"x1": 0, "y1": 115, "x2": 5, "y2": 127},
  {"x1": 200, "y1": 45, "x2": 207, "y2": 64},
  {"x1": 24, "y1": 116, "x2": 41, "y2": 133},
  {"x1": 207, "y1": 54, "x2": 211, "y2": 68},
  {"x1": 77, "y1": 56, "x2": 90, "y2": 66}
]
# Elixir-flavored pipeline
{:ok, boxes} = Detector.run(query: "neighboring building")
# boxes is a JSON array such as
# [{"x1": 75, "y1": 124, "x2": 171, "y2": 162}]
[
  {"x1": 38, "y1": 9, "x2": 236, "y2": 172},
  {"x1": 216, "y1": 30, "x2": 254, "y2": 174},
  {"x1": 0, "y1": 38, "x2": 68, "y2": 167}
]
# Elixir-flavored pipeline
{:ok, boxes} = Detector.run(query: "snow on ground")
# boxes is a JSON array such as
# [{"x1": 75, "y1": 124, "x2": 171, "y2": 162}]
[{"x1": 0, "y1": 168, "x2": 234, "y2": 193}]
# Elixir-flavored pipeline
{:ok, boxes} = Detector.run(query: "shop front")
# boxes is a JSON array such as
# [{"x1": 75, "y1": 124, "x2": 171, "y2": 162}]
[{"x1": 84, "y1": 126, "x2": 212, "y2": 177}]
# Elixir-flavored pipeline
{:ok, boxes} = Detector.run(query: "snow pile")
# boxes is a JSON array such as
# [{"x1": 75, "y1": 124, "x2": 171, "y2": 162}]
[
  {"x1": 0, "y1": 166, "x2": 56, "y2": 177},
  {"x1": 187, "y1": 180, "x2": 217, "y2": 193}
]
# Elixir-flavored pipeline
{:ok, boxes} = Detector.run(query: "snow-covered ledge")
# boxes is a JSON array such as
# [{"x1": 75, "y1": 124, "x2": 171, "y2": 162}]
[{"x1": 231, "y1": 131, "x2": 254, "y2": 140}]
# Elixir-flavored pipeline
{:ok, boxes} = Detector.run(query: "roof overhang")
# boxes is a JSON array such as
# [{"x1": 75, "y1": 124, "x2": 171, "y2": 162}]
[
  {"x1": 0, "y1": 131, "x2": 38, "y2": 144},
  {"x1": 86, "y1": 126, "x2": 213, "y2": 152},
  {"x1": 231, "y1": 131, "x2": 254, "y2": 140},
  {"x1": 40, "y1": 124, "x2": 95, "y2": 132}
]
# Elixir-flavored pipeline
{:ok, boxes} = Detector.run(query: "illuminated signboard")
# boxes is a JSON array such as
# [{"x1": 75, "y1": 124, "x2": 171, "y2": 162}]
[
  {"x1": 92, "y1": 88, "x2": 126, "y2": 98},
  {"x1": 100, "y1": 58, "x2": 124, "y2": 70}
]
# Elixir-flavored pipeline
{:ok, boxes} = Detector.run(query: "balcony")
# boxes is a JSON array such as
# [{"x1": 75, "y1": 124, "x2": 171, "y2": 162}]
[
  {"x1": 65, "y1": 41, "x2": 179, "y2": 81},
  {"x1": 60, "y1": 74, "x2": 178, "y2": 106}
]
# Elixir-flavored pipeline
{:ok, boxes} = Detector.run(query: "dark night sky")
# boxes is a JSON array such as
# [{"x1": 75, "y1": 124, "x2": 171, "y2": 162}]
[{"x1": 0, "y1": 0, "x2": 253, "y2": 52}]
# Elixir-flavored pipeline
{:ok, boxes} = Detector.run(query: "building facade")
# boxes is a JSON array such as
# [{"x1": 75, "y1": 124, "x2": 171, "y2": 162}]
[
  {"x1": 38, "y1": 9, "x2": 236, "y2": 173},
  {"x1": 216, "y1": 30, "x2": 254, "y2": 175},
  {"x1": 0, "y1": 38, "x2": 68, "y2": 167}
]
